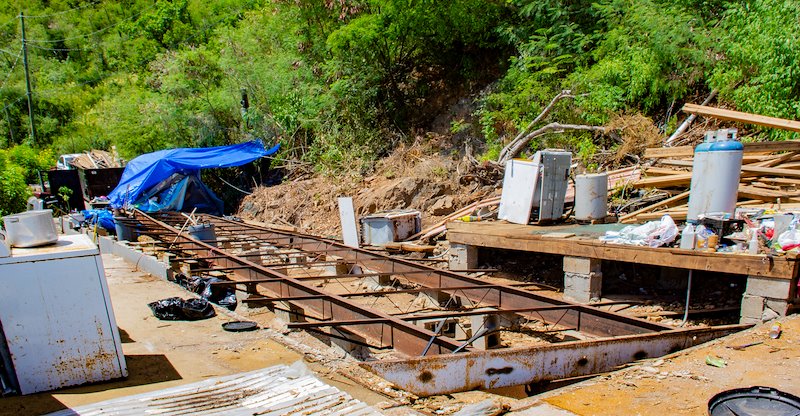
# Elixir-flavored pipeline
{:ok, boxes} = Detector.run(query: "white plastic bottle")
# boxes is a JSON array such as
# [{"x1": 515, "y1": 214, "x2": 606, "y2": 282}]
[{"x1": 680, "y1": 224, "x2": 696, "y2": 250}]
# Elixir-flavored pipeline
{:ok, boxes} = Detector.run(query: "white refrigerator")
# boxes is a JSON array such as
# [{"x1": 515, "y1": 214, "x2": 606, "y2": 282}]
[{"x1": 0, "y1": 234, "x2": 127, "y2": 394}]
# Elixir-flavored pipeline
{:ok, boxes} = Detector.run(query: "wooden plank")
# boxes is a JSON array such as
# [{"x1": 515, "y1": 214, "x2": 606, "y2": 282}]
[
  {"x1": 645, "y1": 141, "x2": 800, "y2": 161},
  {"x1": 446, "y1": 221, "x2": 797, "y2": 279},
  {"x1": 643, "y1": 167, "x2": 686, "y2": 176},
  {"x1": 631, "y1": 173, "x2": 692, "y2": 189},
  {"x1": 682, "y1": 103, "x2": 800, "y2": 132},
  {"x1": 619, "y1": 191, "x2": 690, "y2": 223},
  {"x1": 644, "y1": 146, "x2": 693, "y2": 159}
]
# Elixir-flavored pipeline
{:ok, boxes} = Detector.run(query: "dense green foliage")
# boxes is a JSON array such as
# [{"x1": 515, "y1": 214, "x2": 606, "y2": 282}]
[{"x1": 0, "y1": 0, "x2": 797, "y2": 207}]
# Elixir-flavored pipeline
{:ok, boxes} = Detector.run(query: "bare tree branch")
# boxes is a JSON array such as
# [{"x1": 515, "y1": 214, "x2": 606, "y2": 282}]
[
  {"x1": 497, "y1": 89, "x2": 578, "y2": 162},
  {"x1": 498, "y1": 122, "x2": 606, "y2": 164}
]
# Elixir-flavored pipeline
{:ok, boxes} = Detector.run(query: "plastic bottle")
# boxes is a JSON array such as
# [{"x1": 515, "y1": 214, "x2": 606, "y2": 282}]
[
  {"x1": 680, "y1": 224, "x2": 696, "y2": 250},
  {"x1": 748, "y1": 229, "x2": 760, "y2": 254},
  {"x1": 769, "y1": 322, "x2": 782, "y2": 339}
]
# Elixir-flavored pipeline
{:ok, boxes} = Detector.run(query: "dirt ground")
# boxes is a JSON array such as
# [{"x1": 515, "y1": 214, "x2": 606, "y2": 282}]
[
  {"x1": 0, "y1": 254, "x2": 387, "y2": 416},
  {"x1": 533, "y1": 315, "x2": 800, "y2": 415},
  {"x1": 238, "y1": 141, "x2": 499, "y2": 238}
]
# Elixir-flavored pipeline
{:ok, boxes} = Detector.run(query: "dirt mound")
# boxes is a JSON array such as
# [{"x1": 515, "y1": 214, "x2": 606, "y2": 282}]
[{"x1": 238, "y1": 141, "x2": 498, "y2": 238}]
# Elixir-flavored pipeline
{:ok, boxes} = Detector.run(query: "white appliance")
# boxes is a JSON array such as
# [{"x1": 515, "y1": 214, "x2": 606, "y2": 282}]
[
  {"x1": 499, "y1": 150, "x2": 572, "y2": 224},
  {"x1": 0, "y1": 234, "x2": 126, "y2": 395}
]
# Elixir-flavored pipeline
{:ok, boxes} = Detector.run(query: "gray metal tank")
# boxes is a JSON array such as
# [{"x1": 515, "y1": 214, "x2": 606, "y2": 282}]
[{"x1": 574, "y1": 172, "x2": 608, "y2": 221}]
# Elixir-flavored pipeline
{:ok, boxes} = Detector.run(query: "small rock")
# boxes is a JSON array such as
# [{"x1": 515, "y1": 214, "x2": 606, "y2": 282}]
[{"x1": 640, "y1": 366, "x2": 659, "y2": 374}]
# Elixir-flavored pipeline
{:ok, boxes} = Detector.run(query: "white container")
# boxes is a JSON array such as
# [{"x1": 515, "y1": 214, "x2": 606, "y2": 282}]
[
  {"x1": 359, "y1": 210, "x2": 421, "y2": 246},
  {"x1": 574, "y1": 173, "x2": 608, "y2": 221},
  {"x1": 1, "y1": 209, "x2": 58, "y2": 248},
  {"x1": 0, "y1": 234, "x2": 126, "y2": 394},
  {"x1": 686, "y1": 136, "x2": 713, "y2": 222},
  {"x1": 688, "y1": 130, "x2": 742, "y2": 221},
  {"x1": 679, "y1": 224, "x2": 696, "y2": 250},
  {"x1": 704, "y1": 140, "x2": 743, "y2": 217}
]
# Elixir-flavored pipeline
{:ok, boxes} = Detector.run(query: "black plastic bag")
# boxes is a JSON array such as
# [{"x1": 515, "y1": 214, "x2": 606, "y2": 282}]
[
  {"x1": 147, "y1": 297, "x2": 186, "y2": 320},
  {"x1": 147, "y1": 297, "x2": 216, "y2": 321},
  {"x1": 181, "y1": 298, "x2": 217, "y2": 320},
  {"x1": 201, "y1": 278, "x2": 238, "y2": 311}
]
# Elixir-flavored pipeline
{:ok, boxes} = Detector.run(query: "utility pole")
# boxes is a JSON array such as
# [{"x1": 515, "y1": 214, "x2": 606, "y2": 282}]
[{"x1": 19, "y1": 12, "x2": 36, "y2": 145}]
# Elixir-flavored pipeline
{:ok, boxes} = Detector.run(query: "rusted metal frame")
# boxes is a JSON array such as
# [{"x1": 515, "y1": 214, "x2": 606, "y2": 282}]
[
  {"x1": 206, "y1": 216, "x2": 671, "y2": 337},
  {"x1": 239, "y1": 284, "x2": 520, "y2": 302},
  {"x1": 289, "y1": 319, "x2": 392, "y2": 328},
  {"x1": 302, "y1": 327, "x2": 394, "y2": 350},
  {"x1": 208, "y1": 270, "x2": 437, "y2": 285},
  {"x1": 397, "y1": 306, "x2": 590, "y2": 320},
  {"x1": 362, "y1": 324, "x2": 750, "y2": 396},
  {"x1": 133, "y1": 210, "x2": 465, "y2": 355}
]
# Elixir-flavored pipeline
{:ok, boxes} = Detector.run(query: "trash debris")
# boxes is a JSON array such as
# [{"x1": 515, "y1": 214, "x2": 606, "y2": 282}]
[
  {"x1": 600, "y1": 214, "x2": 678, "y2": 247},
  {"x1": 175, "y1": 273, "x2": 237, "y2": 311},
  {"x1": 705, "y1": 355, "x2": 727, "y2": 368},
  {"x1": 727, "y1": 341, "x2": 763, "y2": 351},
  {"x1": 769, "y1": 322, "x2": 783, "y2": 339},
  {"x1": 148, "y1": 297, "x2": 216, "y2": 321}
]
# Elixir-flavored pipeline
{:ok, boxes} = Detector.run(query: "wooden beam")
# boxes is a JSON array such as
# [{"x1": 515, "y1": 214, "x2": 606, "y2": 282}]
[
  {"x1": 619, "y1": 191, "x2": 690, "y2": 223},
  {"x1": 682, "y1": 103, "x2": 800, "y2": 132},
  {"x1": 446, "y1": 221, "x2": 798, "y2": 279}
]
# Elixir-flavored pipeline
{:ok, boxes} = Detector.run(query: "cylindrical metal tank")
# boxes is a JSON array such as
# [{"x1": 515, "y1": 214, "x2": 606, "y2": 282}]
[
  {"x1": 686, "y1": 139, "x2": 713, "y2": 222},
  {"x1": 574, "y1": 172, "x2": 608, "y2": 221},
  {"x1": 705, "y1": 140, "x2": 743, "y2": 216}
]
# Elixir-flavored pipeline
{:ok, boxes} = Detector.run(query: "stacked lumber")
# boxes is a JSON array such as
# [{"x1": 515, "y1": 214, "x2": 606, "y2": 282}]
[
  {"x1": 70, "y1": 149, "x2": 123, "y2": 169},
  {"x1": 622, "y1": 140, "x2": 800, "y2": 223}
]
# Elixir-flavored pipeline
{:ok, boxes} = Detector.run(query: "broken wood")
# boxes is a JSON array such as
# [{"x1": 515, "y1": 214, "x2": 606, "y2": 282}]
[{"x1": 682, "y1": 103, "x2": 800, "y2": 132}]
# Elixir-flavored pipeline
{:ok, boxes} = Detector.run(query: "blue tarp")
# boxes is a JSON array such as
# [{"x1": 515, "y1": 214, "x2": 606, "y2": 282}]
[{"x1": 108, "y1": 140, "x2": 279, "y2": 208}]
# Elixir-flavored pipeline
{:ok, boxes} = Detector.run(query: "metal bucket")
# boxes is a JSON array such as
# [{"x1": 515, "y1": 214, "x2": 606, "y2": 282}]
[
  {"x1": 114, "y1": 217, "x2": 135, "y2": 241},
  {"x1": 188, "y1": 223, "x2": 217, "y2": 246}
]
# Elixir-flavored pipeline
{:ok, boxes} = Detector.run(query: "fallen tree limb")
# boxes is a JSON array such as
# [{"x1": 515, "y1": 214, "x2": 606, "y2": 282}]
[
  {"x1": 498, "y1": 122, "x2": 606, "y2": 164},
  {"x1": 497, "y1": 90, "x2": 578, "y2": 163}
]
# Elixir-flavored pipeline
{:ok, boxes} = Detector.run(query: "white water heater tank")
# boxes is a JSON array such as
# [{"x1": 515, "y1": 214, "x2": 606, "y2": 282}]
[{"x1": 574, "y1": 173, "x2": 608, "y2": 221}]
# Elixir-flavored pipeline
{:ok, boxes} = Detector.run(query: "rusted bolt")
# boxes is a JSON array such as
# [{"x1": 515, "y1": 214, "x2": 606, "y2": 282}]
[{"x1": 577, "y1": 357, "x2": 589, "y2": 366}]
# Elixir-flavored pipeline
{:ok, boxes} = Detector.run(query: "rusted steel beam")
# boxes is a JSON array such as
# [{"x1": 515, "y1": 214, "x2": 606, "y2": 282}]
[
  {"x1": 362, "y1": 324, "x2": 749, "y2": 396},
  {"x1": 133, "y1": 210, "x2": 464, "y2": 356},
  {"x1": 202, "y1": 215, "x2": 670, "y2": 337},
  {"x1": 289, "y1": 319, "x2": 392, "y2": 328}
]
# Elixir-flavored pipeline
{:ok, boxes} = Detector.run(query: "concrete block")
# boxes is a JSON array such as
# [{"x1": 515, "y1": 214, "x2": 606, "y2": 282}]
[
  {"x1": 739, "y1": 294, "x2": 765, "y2": 321},
  {"x1": 450, "y1": 243, "x2": 478, "y2": 270},
  {"x1": 563, "y1": 272, "x2": 602, "y2": 304},
  {"x1": 326, "y1": 329, "x2": 371, "y2": 360},
  {"x1": 739, "y1": 316, "x2": 762, "y2": 325},
  {"x1": 273, "y1": 301, "x2": 305, "y2": 323},
  {"x1": 469, "y1": 311, "x2": 500, "y2": 350},
  {"x1": 745, "y1": 276, "x2": 794, "y2": 299},
  {"x1": 563, "y1": 256, "x2": 601, "y2": 274},
  {"x1": 765, "y1": 298, "x2": 791, "y2": 316}
]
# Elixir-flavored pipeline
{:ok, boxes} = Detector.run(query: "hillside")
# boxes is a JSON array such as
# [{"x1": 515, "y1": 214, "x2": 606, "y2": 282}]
[{"x1": 0, "y1": 0, "x2": 799, "y2": 216}]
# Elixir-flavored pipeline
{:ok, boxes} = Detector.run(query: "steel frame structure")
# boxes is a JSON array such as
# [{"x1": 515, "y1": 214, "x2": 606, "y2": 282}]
[{"x1": 129, "y1": 210, "x2": 747, "y2": 395}]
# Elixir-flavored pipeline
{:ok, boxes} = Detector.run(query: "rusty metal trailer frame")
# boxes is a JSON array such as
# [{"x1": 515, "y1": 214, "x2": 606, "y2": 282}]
[{"x1": 129, "y1": 211, "x2": 749, "y2": 396}]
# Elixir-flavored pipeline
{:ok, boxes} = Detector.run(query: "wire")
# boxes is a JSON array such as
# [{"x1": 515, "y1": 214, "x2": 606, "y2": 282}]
[
  {"x1": 0, "y1": 96, "x2": 25, "y2": 114},
  {"x1": 0, "y1": 47, "x2": 18, "y2": 57},
  {"x1": 0, "y1": 47, "x2": 22, "y2": 91},
  {"x1": 23, "y1": 3, "x2": 97, "y2": 19},
  {"x1": 26, "y1": 6, "x2": 155, "y2": 44},
  {"x1": 28, "y1": 44, "x2": 90, "y2": 52}
]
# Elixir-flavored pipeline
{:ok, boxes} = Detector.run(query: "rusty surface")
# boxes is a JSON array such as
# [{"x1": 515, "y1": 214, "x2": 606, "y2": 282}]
[
  {"x1": 134, "y1": 211, "x2": 464, "y2": 356},
  {"x1": 362, "y1": 324, "x2": 748, "y2": 396}
]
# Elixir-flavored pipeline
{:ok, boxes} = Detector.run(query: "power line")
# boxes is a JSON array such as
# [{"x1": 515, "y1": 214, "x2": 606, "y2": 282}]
[
  {"x1": 26, "y1": 6, "x2": 155, "y2": 44},
  {"x1": 24, "y1": 3, "x2": 97, "y2": 19},
  {"x1": 0, "y1": 96, "x2": 25, "y2": 114},
  {"x1": 0, "y1": 47, "x2": 22, "y2": 91}
]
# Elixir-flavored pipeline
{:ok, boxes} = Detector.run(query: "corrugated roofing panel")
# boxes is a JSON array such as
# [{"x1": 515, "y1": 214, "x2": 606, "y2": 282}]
[{"x1": 47, "y1": 364, "x2": 381, "y2": 416}]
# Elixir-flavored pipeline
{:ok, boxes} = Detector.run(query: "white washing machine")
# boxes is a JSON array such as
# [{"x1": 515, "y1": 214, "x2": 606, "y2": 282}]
[{"x1": 0, "y1": 234, "x2": 126, "y2": 395}]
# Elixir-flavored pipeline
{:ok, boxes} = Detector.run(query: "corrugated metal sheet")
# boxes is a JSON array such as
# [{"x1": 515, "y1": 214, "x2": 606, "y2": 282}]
[{"x1": 48, "y1": 364, "x2": 381, "y2": 416}]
